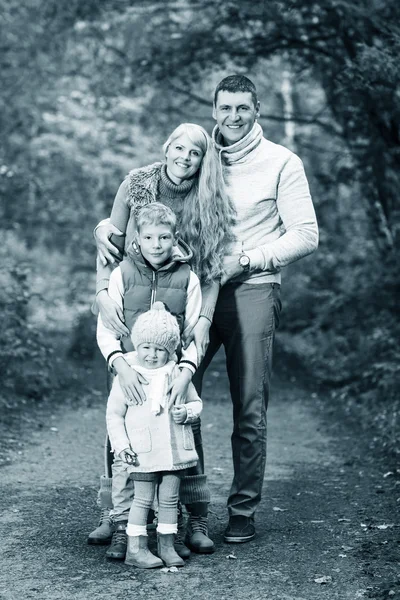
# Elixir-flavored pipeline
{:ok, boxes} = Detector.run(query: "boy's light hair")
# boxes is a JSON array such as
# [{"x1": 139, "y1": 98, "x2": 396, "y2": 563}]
[{"x1": 135, "y1": 202, "x2": 177, "y2": 234}]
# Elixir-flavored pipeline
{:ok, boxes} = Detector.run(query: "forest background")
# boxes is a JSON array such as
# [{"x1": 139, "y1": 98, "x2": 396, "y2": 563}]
[{"x1": 1, "y1": 0, "x2": 399, "y2": 456}]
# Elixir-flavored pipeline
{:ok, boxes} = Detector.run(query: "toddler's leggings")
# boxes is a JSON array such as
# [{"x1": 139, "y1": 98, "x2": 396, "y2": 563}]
[{"x1": 129, "y1": 473, "x2": 180, "y2": 531}]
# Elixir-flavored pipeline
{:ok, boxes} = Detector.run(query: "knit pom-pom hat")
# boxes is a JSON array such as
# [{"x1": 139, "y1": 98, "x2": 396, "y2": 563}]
[{"x1": 131, "y1": 302, "x2": 180, "y2": 357}]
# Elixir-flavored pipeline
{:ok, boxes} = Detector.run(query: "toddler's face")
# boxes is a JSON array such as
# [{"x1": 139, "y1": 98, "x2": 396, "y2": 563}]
[{"x1": 136, "y1": 342, "x2": 169, "y2": 369}]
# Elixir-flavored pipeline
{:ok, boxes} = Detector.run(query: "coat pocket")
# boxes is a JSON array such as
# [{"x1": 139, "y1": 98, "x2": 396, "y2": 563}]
[
  {"x1": 182, "y1": 425, "x2": 194, "y2": 450},
  {"x1": 129, "y1": 427, "x2": 152, "y2": 453}
]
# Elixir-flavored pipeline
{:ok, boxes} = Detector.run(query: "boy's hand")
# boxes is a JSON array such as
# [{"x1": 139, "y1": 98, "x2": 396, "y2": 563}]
[
  {"x1": 168, "y1": 368, "x2": 192, "y2": 407},
  {"x1": 97, "y1": 290, "x2": 129, "y2": 336},
  {"x1": 114, "y1": 358, "x2": 148, "y2": 405},
  {"x1": 119, "y1": 448, "x2": 138, "y2": 465},
  {"x1": 95, "y1": 222, "x2": 124, "y2": 266},
  {"x1": 172, "y1": 405, "x2": 187, "y2": 424},
  {"x1": 183, "y1": 316, "x2": 211, "y2": 364}
]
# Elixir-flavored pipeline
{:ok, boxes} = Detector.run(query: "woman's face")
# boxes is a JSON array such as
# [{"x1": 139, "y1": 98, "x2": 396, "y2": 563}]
[{"x1": 165, "y1": 133, "x2": 204, "y2": 185}]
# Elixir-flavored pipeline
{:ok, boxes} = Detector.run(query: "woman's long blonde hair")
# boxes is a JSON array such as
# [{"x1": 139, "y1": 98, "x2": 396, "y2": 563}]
[{"x1": 163, "y1": 123, "x2": 235, "y2": 284}]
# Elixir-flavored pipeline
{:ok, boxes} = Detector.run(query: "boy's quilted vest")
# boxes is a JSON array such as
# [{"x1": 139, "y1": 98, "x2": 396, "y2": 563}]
[{"x1": 119, "y1": 257, "x2": 191, "y2": 352}]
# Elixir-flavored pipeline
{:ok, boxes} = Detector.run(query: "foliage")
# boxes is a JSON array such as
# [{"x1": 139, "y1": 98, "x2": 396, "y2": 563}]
[
  {"x1": 0, "y1": 244, "x2": 52, "y2": 407},
  {"x1": 1, "y1": 0, "x2": 399, "y2": 454}
]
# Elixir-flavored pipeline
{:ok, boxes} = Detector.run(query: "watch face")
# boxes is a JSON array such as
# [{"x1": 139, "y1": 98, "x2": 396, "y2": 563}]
[{"x1": 239, "y1": 254, "x2": 250, "y2": 268}]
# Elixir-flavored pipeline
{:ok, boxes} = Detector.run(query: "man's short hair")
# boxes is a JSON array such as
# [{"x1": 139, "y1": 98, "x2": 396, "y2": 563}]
[
  {"x1": 136, "y1": 202, "x2": 177, "y2": 234},
  {"x1": 214, "y1": 75, "x2": 258, "y2": 107}
]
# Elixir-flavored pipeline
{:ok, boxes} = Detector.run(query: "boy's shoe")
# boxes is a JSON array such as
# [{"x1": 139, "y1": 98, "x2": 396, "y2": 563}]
[
  {"x1": 174, "y1": 502, "x2": 190, "y2": 559},
  {"x1": 185, "y1": 515, "x2": 215, "y2": 554},
  {"x1": 146, "y1": 508, "x2": 157, "y2": 531},
  {"x1": 106, "y1": 521, "x2": 128, "y2": 560},
  {"x1": 224, "y1": 515, "x2": 255, "y2": 543},
  {"x1": 87, "y1": 508, "x2": 113, "y2": 545}
]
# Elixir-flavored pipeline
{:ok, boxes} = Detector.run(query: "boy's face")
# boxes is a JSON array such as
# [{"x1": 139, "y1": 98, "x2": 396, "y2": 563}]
[
  {"x1": 136, "y1": 342, "x2": 169, "y2": 369},
  {"x1": 136, "y1": 223, "x2": 177, "y2": 269}
]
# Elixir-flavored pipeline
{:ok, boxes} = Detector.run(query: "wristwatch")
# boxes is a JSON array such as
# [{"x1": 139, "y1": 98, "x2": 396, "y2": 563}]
[{"x1": 239, "y1": 251, "x2": 250, "y2": 272}]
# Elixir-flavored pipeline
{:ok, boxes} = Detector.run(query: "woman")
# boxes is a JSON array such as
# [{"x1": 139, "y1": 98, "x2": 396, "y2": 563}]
[
  {"x1": 95, "y1": 123, "x2": 233, "y2": 362},
  {"x1": 89, "y1": 123, "x2": 234, "y2": 557}
]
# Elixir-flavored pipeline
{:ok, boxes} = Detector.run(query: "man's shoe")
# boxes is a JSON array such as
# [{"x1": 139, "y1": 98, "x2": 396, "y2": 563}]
[
  {"x1": 224, "y1": 516, "x2": 255, "y2": 543},
  {"x1": 106, "y1": 521, "x2": 128, "y2": 560},
  {"x1": 185, "y1": 515, "x2": 215, "y2": 554},
  {"x1": 87, "y1": 508, "x2": 113, "y2": 545}
]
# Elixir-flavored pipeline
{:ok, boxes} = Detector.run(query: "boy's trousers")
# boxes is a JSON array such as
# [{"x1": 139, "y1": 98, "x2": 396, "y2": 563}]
[{"x1": 192, "y1": 281, "x2": 281, "y2": 518}]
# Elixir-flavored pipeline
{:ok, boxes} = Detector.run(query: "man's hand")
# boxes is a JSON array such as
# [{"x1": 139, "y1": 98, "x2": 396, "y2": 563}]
[
  {"x1": 220, "y1": 254, "x2": 243, "y2": 286},
  {"x1": 183, "y1": 317, "x2": 211, "y2": 364},
  {"x1": 168, "y1": 368, "x2": 192, "y2": 407},
  {"x1": 95, "y1": 222, "x2": 124, "y2": 266},
  {"x1": 97, "y1": 290, "x2": 130, "y2": 336},
  {"x1": 114, "y1": 357, "x2": 148, "y2": 405},
  {"x1": 172, "y1": 405, "x2": 187, "y2": 424},
  {"x1": 119, "y1": 447, "x2": 138, "y2": 465}
]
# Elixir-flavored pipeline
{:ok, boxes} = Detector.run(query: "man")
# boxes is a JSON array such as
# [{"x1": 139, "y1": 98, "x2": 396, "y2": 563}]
[
  {"x1": 192, "y1": 74, "x2": 318, "y2": 543},
  {"x1": 93, "y1": 75, "x2": 318, "y2": 545}
]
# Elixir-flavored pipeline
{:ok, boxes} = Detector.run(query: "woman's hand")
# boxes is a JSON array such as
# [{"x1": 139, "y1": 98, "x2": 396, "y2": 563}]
[
  {"x1": 172, "y1": 405, "x2": 188, "y2": 424},
  {"x1": 220, "y1": 254, "x2": 243, "y2": 286},
  {"x1": 183, "y1": 316, "x2": 211, "y2": 364},
  {"x1": 114, "y1": 358, "x2": 148, "y2": 405},
  {"x1": 168, "y1": 368, "x2": 192, "y2": 407},
  {"x1": 119, "y1": 448, "x2": 138, "y2": 465},
  {"x1": 95, "y1": 222, "x2": 124, "y2": 266},
  {"x1": 97, "y1": 290, "x2": 130, "y2": 336}
]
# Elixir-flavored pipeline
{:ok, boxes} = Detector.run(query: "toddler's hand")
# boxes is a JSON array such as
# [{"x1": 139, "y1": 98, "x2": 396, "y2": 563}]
[
  {"x1": 119, "y1": 448, "x2": 138, "y2": 465},
  {"x1": 172, "y1": 405, "x2": 187, "y2": 424}
]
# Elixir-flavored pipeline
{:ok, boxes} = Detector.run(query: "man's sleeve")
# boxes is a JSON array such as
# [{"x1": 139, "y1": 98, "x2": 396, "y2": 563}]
[{"x1": 247, "y1": 154, "x2": 319, "y2": 271}]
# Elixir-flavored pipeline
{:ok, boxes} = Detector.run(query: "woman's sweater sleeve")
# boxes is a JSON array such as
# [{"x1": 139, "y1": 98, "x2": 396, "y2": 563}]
[
  {"x1": 95, "y1": 178, "x2": 131, "y2": 295},
  {"x1": 199, "y1": 279, "x2": 220, "y2": 322}
]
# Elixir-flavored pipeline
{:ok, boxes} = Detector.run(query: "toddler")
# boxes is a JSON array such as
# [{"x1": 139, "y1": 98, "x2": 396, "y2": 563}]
[{"x1": 106, "y1": 302, "x2": 202, "y2": 569}]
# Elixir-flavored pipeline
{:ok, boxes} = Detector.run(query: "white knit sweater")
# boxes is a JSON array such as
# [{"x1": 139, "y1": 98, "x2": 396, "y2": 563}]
[{"x1": 213, "y1": 123, "x2": 319, "y2": 284}]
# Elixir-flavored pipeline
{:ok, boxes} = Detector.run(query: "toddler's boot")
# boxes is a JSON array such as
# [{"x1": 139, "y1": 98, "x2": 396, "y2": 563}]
[
  {"x1": 157, "y1": 533, "x2": 185, "y2": 567},
  {"x1": 106, "y1": 520, "x2": 128, "y2": 560},
  {"x1": 125, "y1": 535, "x2": 163, "y2": 569},
  {"x1": 87, "y1": 476, "x2": 113, "y2": 545},
  {"x1": 174, "y1": 503, "x2": 191, "y2": 559}
]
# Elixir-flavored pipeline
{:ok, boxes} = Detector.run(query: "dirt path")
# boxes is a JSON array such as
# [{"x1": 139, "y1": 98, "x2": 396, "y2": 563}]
[{"x1": 0, "y1": 350, "x2": 398, "y2": 600}]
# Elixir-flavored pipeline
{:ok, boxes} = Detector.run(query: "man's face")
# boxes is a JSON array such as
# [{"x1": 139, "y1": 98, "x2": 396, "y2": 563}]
[
  {"x1": 136, "y1": 223, "x2": 176, "y2": 269},
  {"x1": 213, "y1": 90, "x2": 259, "y2": 145}
]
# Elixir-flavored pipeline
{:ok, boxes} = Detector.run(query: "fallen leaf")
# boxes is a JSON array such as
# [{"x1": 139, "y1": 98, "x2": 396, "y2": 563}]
[
  {"x1": 226, "y1": 553, "x2": 237, "y2": 560},
  {"x1": 383, "y1": 471, "x2": 394, "y2": 478},
  {"x1": 376, "y1": 524, "x2": 394, "y2": 529},
  {"x1": 314, "y1": 576, "x2": 332, "y2": 584},
  {"x1": 160, "y1": 567, "x2": 179, "y2": 574},
  {"x1": 388, "y1": 591, "x2": 395, "y2": 596}
]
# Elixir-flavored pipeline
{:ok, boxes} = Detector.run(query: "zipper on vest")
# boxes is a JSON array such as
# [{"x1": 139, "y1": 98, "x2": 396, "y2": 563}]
[{"x1": 150, "y1": 270, "x2": 157, "y2": 307}]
